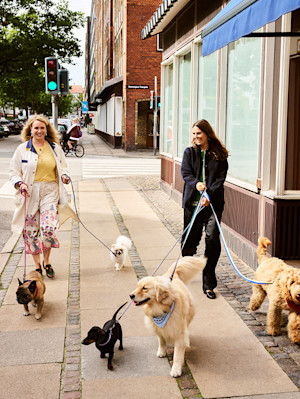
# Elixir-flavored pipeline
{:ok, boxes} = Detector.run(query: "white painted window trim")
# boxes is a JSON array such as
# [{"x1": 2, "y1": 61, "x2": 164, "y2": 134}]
[
  {"x1": 275, "y1": 13, "x2": 291, "y2": 196},
  {"x1": 175, "y1": 44, "x2": 193, "y2": 158},
  {"x1": 218, "y1": 46, "x2": 227, "y2": 143},
  {"x1": 260, "y1": 22, "x2": 276, "y2": 192},
  {"x1": 161, "y1": 56, "x2": 174, "y2": 66},
  {"x1": 175, "y1": 42, "x2": 192, "y2": 57},
  {"x1": 192, "y1": 42, "x2": 200, "y2": 125},
  {"x1": 226, "y1": 176, "x2": 258, "y2": 193},
  {"x1": 193, "y1": 35, "x2": 202, "y2": 45}
]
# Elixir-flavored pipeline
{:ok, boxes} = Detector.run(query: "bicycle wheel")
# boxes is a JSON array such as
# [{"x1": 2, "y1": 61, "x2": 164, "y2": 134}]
[{"x1": 75, "y1": 144, "x2": 84, "y2": 157}]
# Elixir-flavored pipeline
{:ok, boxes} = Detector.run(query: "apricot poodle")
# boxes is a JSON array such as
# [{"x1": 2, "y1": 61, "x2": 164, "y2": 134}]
[{"x1": 249, "y1": 237, "x2": 300, "y2": 344}]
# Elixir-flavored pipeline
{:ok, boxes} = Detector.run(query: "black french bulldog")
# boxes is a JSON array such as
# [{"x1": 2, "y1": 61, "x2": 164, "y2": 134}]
[{"x1": 81, "y1": 302, "x2": 127, "y2": 370}]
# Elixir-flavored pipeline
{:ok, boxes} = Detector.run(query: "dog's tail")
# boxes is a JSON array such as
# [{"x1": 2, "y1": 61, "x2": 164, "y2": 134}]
[
  {"x1": 257, "y1": 237, "x2": 271, "y2": 263},
  {"x1": 112, "y1": 301, "x2": 128, "y2": 320},
  {"x1": 165, "y1": 256, "x2": 207, "y2": 284},
  {"x1": 116, "y1": 235, "x2": 132, "y2": 249}
]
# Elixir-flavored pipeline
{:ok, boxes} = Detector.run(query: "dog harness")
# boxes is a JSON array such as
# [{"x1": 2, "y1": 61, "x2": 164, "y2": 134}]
[
  {"x1": 152, "y1": 301, "x2": 175, "y2": 328},
  {"x1": 97, "y1": 320, "x2": 119, "y2": 346}
]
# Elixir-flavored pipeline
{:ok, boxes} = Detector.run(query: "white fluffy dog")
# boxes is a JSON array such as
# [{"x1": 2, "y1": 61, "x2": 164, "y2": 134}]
[
  {"x1": 130, "y1": 256, "x2": 207, "y2": 377},
  {"x1": 110, "y1": 235, "x2": 132, "y2": 271}
]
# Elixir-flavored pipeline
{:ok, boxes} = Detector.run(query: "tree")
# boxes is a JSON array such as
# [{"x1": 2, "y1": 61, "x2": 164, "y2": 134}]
[{"x1": 0, "y1": 0, "x2": 85, "y2": 113}]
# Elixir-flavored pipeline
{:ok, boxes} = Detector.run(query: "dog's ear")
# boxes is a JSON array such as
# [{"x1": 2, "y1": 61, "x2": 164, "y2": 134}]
[
  {"x1": 28, "y1": 280, "x2": 37, "y2": 294},
  {"x1": 155, "y1": 285, "x2": 169, "y2": 304},
  {"x1": 18, "y1": 278, "x2": 23, "y2": 286}
]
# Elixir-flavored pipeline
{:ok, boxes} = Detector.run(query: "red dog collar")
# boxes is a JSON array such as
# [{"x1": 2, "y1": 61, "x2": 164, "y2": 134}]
[{"x1": 286, "y1": 299, "x2": 300, "y2": 313}]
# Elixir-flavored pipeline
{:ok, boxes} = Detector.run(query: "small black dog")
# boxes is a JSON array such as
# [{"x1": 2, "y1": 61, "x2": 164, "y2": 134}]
[{"x1": 82, "y1": 302, "x2": 127, "y2": 370}]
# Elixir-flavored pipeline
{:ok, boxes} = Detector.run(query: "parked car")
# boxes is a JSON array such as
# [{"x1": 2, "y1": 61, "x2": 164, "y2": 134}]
[
  {"x1": 0, "y1": 118, "x2": 10, "y2": 137},
  {"x1": 6, "y1": 120, "x2": 23, "y2": 135}
]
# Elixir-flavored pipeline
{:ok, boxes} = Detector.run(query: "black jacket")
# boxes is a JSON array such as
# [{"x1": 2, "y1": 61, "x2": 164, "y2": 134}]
[{"x1": 181, "y1": 146, "x2": 228, "y2": 212}]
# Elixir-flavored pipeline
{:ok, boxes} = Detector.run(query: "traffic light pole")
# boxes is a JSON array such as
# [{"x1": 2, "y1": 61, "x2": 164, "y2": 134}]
[
  {"x1": 153, "y1": 76, "x2": 158, "y2": 156},
  {"x1": 51, "y1": 95, "x2": 58, "y2": 129}
]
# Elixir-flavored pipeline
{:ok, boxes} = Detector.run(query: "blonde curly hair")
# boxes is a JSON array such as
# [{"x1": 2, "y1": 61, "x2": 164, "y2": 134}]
[{"x1": 21, "y1": 114, "x2": 60, "y2": 144}]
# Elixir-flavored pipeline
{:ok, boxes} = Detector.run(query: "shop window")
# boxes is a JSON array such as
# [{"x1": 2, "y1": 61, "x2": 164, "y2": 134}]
[
  {"x1": 197, "y1": 49, "x2": 217, "y2": 130},
  {"x1": 177, "y1": 52, "x2": 191, "y2": 157},
  {"x1": 226, "y1": 36, "x2": 262, "y2": 185},
  {"x1": 162, "y1": 63, "x2": 173, "y2": 154}
]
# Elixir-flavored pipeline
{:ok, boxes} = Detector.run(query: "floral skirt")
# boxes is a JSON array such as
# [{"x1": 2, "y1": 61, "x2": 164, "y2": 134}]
[{"x1": 24, "y1": 181, "x2": 59, "y2": 254}]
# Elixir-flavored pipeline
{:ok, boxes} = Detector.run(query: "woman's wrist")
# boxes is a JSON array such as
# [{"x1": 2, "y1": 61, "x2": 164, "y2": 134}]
[{"x1": 196, "y1": 182, "x2": 205, "y2": 191}]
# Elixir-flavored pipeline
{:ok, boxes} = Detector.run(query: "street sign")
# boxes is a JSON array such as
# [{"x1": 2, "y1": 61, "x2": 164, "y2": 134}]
[{"x1": 82, "y1": 101, "x2": 88, "y2": 114}]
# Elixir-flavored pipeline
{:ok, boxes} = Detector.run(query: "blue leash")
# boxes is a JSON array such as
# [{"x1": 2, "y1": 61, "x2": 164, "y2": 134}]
[{"x1": 202, "y1": 190, "x2": 273, "y2": 285}]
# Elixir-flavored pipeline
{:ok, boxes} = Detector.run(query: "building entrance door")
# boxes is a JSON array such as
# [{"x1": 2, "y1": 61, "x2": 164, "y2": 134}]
[{"x1": 146, "y1": 111, "x2": 160, "y2": 148}]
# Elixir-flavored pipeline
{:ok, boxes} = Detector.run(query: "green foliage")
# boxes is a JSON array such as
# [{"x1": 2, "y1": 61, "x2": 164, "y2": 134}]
[{"x1": 0, "y1": 0, "x2": 85, "y2": 113}]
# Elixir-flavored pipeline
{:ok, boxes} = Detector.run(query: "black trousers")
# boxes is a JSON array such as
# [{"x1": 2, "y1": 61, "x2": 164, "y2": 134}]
[{"x1": 182, "y1": 206, "x2": 222, "y2": 292}]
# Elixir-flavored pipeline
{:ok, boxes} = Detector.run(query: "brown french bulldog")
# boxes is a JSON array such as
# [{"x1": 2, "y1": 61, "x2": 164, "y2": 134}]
[{"x1": 16, "y1": 270, "x2": 46, "y2": 320}]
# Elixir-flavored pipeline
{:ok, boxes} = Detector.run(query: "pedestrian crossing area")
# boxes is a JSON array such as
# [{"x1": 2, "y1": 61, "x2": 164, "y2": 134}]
[{"x1": 82, "y1": 156, "x2": 161, "y2": 178}]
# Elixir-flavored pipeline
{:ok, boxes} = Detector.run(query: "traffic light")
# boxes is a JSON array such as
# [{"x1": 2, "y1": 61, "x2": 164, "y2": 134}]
[
  {"x1": 156, "y1": 96, "x2": 161, "y2": 110},
  {"x1": 59, "y1": 69, "x2": 69, "y2": 95},
  {"x1": 150, "y1": 90, "x2": 154, "y2": 109},
  {"x1": 45, "y1": 57, "x2": 59, "y2": 94}
]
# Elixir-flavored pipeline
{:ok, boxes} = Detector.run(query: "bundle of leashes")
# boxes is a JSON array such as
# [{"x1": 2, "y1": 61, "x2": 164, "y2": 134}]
[
  {"x1": 158, "y1": 189, "x2": 272, "y2": 285},
  {"x1": 63, "y1": 178, "x2": 272, "y2": 322}
]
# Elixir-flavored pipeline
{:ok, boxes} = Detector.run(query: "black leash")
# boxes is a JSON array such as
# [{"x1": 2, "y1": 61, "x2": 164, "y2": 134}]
[{"x1": 68, "y1": 177, "x2": 116, "y2": 256}]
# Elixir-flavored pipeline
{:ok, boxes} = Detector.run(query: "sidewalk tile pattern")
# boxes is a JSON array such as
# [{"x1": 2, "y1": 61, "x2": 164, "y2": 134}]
[
  {"x1": 60, "y1": 215, "x2": 81, "y2": 399},
  {"x1": 128, "y1": 175, "x2": 300, "y2": 390}
]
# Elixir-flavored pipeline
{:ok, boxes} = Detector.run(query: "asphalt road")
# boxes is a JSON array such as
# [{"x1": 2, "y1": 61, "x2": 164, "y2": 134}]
[{"x1": 0, "y1": 134, "x2": 21, "y2": 251}]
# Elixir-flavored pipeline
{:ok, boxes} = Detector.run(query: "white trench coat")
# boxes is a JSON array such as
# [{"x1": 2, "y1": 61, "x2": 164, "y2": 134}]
[{"x1": 9, "y1": 139, "x2": 78, "y2": 234}]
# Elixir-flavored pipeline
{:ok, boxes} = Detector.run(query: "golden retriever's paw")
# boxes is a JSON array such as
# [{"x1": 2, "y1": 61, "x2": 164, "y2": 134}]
[
  {"x1": 35, "y1": 314, "x2": 41, "y2": 320},
  {"x1": 157, "y1": 348, "x2": 167, "y2": 358},
  {"x1": 170, "y1": 364, "x2": 182, "y2": 377}
]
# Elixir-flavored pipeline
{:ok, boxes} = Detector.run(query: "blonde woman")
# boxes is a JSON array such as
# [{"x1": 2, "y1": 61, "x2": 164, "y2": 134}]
[{"x1": 9, "y1": 115, "x2": 77, "y2": 278}]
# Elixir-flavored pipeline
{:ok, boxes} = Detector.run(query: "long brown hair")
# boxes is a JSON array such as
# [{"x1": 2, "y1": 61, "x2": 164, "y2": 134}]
[
  {"x1": 192, "y1": 119, "x2": 228, "y2": 160},
  {"x1": 21, "y1": 114, "x2": 60, "y2": 144}
]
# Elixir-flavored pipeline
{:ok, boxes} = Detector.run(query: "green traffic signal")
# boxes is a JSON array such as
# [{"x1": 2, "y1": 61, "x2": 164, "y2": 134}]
[
  {"x1": 45, "y1": 57, "x2": 59, "y2": 94},
  {"x1": 48, "y1": 81, "x2": 57, "y2": 91}
]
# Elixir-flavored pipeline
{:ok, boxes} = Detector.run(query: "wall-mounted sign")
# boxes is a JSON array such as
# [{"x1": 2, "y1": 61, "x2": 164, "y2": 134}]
[
  {"x1": 127, "y1": 85, "x2": 149, "y2": 89},
  {"x1": 82, "y1": 101, "x2": 88, "y2": 114}
]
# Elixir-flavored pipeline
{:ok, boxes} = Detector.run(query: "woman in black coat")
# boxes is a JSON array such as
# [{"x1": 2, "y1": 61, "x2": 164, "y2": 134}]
[{"x1": 181, "y1": 119, "x2": 229, "y2": 299}]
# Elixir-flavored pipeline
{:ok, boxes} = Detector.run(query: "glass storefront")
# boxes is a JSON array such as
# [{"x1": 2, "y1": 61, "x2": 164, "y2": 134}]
[
  {"x1": 177, "y1": 52, "x2": 191, "y2": 157},
  {"x1": 197, "y1": 49, "x2": 218, "y2": 131},
  {"x1": 226, "y1": 37, "x2": 262, "y2": 185},
  {"x1": 162, "y1": 63, "x2": 173, "y2": 154}
]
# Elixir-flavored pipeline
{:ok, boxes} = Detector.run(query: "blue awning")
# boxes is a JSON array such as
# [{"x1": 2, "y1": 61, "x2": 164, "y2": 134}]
[{"x1": 202, "y1": 0, "x2": 300, "y2": 57}]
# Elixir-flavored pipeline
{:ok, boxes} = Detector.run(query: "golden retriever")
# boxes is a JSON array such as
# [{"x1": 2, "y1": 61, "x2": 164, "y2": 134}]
[
  {"x1": 130, "y1": 256, "x2": 207, "y2": 377},
  {"x1": 249, "y1": 237, "x2": 300, "y2": 344}
]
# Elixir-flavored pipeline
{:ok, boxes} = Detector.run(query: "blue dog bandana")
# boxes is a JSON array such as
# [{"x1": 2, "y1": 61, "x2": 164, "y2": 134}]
[{"x1": 152, "y1": 301, "x2": 175, "y2": 328}]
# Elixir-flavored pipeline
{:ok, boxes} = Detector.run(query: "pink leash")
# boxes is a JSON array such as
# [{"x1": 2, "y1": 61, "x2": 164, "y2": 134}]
[{"x1": 23, "y1": 193, "x2": 27, "y2": 282}]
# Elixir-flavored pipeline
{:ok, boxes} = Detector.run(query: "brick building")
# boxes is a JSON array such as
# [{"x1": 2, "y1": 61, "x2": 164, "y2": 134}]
[{"x1": 85, "y1": 0, "x2": 162, "y2": 150}]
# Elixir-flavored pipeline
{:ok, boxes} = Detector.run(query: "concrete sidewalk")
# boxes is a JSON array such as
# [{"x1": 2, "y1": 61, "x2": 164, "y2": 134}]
[{"x1": 0, "y1": 132, "x2": 299, "y2": 399}]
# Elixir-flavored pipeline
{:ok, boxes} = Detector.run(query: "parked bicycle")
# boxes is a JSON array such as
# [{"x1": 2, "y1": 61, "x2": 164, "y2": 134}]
[{"x1": 60, "y1": 138, "x2": 85, "y2": 157}]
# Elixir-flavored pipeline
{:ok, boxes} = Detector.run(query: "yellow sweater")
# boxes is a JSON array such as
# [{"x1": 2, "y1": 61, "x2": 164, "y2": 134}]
[{"x1": 34, "y1": 141, "x2": 57, "y2": 182}]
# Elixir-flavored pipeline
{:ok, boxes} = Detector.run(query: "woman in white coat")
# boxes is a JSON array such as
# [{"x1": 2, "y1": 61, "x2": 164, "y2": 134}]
[{"x1": 10, "y1": 115, "x2": 77, "y2": 278}]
